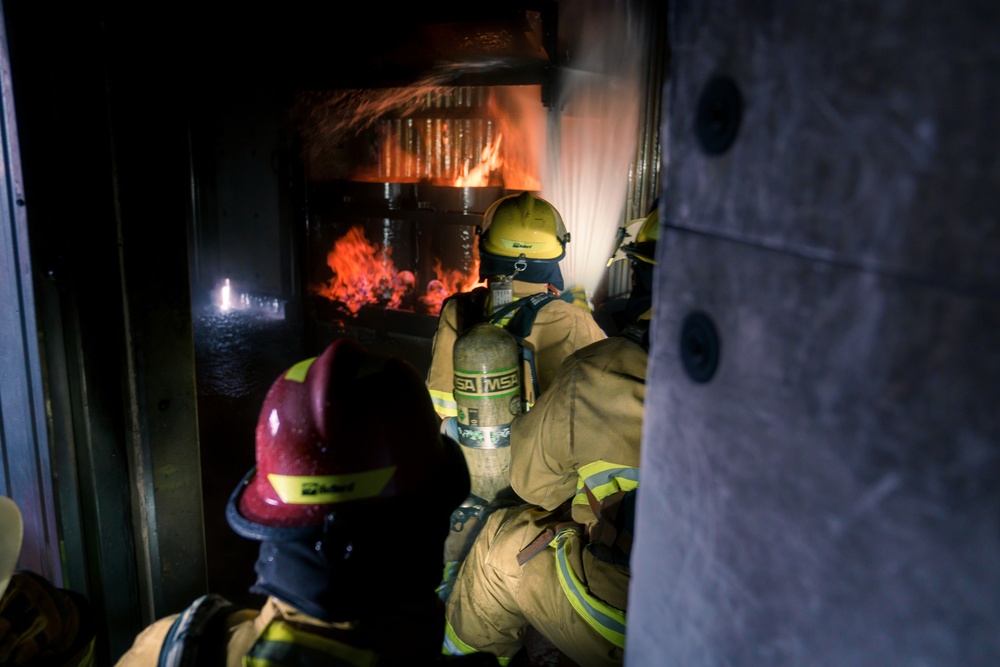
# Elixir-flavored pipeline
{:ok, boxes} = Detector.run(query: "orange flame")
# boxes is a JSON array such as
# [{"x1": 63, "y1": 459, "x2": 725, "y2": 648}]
[
  {"x1": 420, "y1": 258, "x2": 486, "y2": 315},
  {"x1": 311, "y1": 226, "x2": 484, "y2": 317},
  {"x1": 454, "y1": 134, "x2": 504, "y2": 187},
  {"x1": 312, "y1": 227, "x2": 410, "y2": 314},
  {"x1": 297, "y1": 86, "x2": 543, "y2": 189}
]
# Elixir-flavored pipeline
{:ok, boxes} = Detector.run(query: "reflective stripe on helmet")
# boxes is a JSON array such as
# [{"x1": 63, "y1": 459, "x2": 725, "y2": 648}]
[
  {"x1": 551, "y1": 529, "x2": 627, "y2": 649},
  {"x1": 283, "y1": 357, "x2": 316, "y2": 383},
  {"x1": 498, "y1": 237, "x2": 556, "y2": 255},
  {"x1": 572, "y1": 461, "x2": 639, "y2": 509},
  {"x1": 245, "y1": 620, "x2": 377, "y2": 666},
  {"x1": 266, "y1": 468, "x2": 396, "y2": 504}
]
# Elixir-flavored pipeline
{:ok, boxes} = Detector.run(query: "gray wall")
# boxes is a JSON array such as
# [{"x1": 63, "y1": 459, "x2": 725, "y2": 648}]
[{"x1": 629, "y1": 1, "x2": 999, "y2": 665}]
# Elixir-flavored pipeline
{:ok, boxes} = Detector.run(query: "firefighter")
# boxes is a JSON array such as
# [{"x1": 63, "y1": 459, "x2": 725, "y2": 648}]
[
  {"x1": 0, "y1": 496, "x2": 97, "y2": 667},
  {"x1": 426, "y1": 190, "x2": 606, "y2": 424},
  {"x1": 441, "y1": 204, "x2": 660, "y2": 666},
  {"x1": 426, "y1": 191, "x2": 607, "y2": 602},
  {"x1": 115, "y1": 338, "x2": 497, "y2": 666}
]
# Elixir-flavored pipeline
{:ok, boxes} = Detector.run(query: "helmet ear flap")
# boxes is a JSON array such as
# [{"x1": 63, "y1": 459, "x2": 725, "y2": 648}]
[
  {"x1": 311, "y1": 436, "x2": 469, "y2": 559},
  {"x1": 320, "y1": 511, "x2": 356, "y2": 563}
]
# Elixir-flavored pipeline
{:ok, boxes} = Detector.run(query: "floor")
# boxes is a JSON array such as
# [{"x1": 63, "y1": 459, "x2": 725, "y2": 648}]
[{"x1": 511, "y1": 629, "x2": 581, "y2": 666}]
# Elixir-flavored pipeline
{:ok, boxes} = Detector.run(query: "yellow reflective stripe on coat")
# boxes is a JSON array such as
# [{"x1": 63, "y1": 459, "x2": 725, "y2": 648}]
[
  {"x1": 573, "y1": 461, "x2": 639, "y2": 508},
  {"x1": 551, "y1": 529, "x2": 627, "y2": 648},
  {"x1": 442, "y1": 618, "x2": 511, "y2": 666},
  {"x1": 244, "y1": 620, "x2": 377, "y2": 666},
  {"x1": 429, "y1": 388, "x2": 458, "y2": 418}
]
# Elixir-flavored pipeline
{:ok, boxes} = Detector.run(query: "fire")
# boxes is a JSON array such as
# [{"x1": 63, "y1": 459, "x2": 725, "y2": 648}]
[
  {"x1": 295, "y1": 85, "x2": 544, "y2": 189},
  {"x1": 454, "y1": 135, "x2": 503, "y2": 187},
  {"x1": 312, "y1": 227, "x2": 408, "y2": 314},
  {"x1": 420, "y1": 258, "x2": 486, "y2": 314},
  {"x1": 311, "y1": 226, "x2": 484, "y2": 316},
  {"x1": 372, "y1": 119, "x2": 507, "y2": 186}
]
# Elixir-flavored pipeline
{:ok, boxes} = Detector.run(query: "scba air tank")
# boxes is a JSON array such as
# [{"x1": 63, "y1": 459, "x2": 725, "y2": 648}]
[{"x1": 452, "y1": 322, "x2": 523, "y2": 501}]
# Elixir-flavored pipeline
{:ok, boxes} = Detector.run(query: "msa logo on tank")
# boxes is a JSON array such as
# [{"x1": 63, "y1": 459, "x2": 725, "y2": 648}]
[
  {"x1": 453, "y1": 367, "x2": 519, "y2": 396},
  {"x1": 454, "y1": 367, "x2": 520, "y2": 450},
  {"x1": 452, "y1": 322, "x2": 524, "y2": 456},
  {"x1": 454, "y1": 366, "x2": 519, "y2": 448},
  {"x1": 452, "y1": 322, "x2": 522, "y2": 500}
]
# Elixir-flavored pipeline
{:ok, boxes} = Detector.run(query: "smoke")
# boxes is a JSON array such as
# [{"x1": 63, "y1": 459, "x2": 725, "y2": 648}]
[{"x1": 542, "y1": 0, "x2": 648, "y2": 302}]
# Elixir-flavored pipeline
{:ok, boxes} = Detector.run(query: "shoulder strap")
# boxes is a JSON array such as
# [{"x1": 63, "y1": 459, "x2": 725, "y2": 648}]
[
  {"x1": 158, "y1": 594, "x2": 243, "y2": 667},
  {"x1": 479, "y1": 292, "x2": 558, "y2": 405},
  {"x1": 494, "y1": 292, "x2": 558, "y2": 340},
  {"x1": 452, "y1": 287, "x2": 490, "y2": 334}
]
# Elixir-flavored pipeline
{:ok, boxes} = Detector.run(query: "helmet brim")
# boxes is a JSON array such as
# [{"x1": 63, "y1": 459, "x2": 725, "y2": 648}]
[
  {"x1": 619, "y1": 241, "x2": 657, "y2": 265},
  {"x1": 227, "y1": 467, "x2": 326, "y2": 542},
  {"x1": 227, "y1": 433, "x2": 471, "y2": 543}
]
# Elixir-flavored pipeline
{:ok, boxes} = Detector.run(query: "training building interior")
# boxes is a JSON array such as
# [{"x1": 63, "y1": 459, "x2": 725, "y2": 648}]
[{"x1": 0, "y1": 1, "x2": 997, "y2": 664}]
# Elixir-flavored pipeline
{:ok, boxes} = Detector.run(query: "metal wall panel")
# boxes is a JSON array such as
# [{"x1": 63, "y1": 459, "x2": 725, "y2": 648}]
[
  {"x1": 629, "y1": 1, "x2": 1000, "y2": 664},
  {"x1": 0, "y1": 1, "x2": 61, "y2": 584}
]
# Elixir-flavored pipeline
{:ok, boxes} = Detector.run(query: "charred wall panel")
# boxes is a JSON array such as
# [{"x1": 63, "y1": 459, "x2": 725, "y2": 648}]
[{"x1": 630, "y1": 1, "x2": 1000, "y2": 665}]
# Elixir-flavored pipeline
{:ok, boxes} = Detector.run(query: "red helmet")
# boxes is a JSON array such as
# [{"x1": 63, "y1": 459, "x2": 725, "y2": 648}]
[{"x1": 228, "y1": 338, "x2": 468, "y2": 540}]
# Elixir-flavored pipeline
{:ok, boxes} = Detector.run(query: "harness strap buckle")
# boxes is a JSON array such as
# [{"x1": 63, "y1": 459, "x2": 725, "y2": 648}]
[{"x1": 516, "y1": 521, "x2": 582, "y2": 566}]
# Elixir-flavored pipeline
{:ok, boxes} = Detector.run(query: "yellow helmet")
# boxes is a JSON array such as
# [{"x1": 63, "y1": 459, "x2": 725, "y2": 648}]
[
  {"x1": 0, "y1": 496, "x2": 22, "y2": 599},
  {"x1": 616, "y1": 205, "x2": 659, "y2": 265},
  {"x1": 479, "y1": 192, "x2": 569, "y2": 261},
  {"x1": 477, "y1": 192, "x2": 570, "y2": 289}
]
